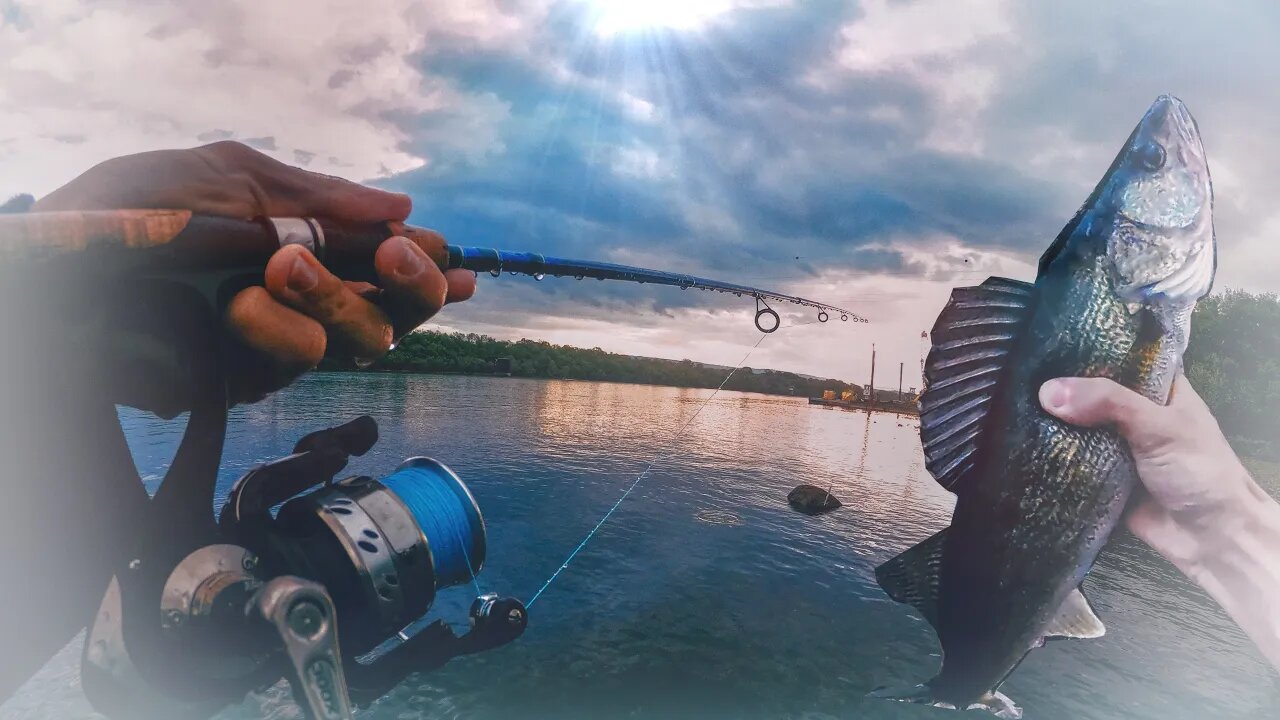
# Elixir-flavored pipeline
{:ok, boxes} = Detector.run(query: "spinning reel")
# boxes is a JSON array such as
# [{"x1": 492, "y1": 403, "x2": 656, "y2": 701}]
[{"x1": 82, "y1": 412, "x2": 526, "y2": 720}]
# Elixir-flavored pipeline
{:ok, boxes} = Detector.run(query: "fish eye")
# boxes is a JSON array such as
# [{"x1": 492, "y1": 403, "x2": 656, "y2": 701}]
[{"x1": 1133, "y1": 141, "x2": 1166, "y2": 172}]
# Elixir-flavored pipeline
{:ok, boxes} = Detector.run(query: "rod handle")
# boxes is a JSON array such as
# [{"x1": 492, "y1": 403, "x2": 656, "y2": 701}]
[{"x1": 0, "y1": 210, "x2": 450, "y2": 277}]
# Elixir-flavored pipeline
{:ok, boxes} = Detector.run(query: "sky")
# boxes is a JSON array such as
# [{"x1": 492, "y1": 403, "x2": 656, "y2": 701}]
[{"x1": 3, "y1": 0, "x2": 1279, "y2": 387}]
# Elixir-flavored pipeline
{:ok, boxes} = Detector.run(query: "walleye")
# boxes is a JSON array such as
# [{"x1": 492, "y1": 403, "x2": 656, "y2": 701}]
[{"x1": 871, "y1": 95, "x2": 1216, "y2": 718}]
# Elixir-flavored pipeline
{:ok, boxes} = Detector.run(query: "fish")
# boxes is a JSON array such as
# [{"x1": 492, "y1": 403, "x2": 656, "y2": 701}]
[{"x1": 870, "y1": 94, "x2": 1216, "y2": 718}]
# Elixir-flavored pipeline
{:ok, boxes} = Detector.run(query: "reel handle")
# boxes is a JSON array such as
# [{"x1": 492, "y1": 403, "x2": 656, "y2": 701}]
[
  {"x1": 345, "y1": 594, "x2": 529, "y2": 704},
  {"x1": 255, "y1": 577, "x2": 354, "y2": 720}
]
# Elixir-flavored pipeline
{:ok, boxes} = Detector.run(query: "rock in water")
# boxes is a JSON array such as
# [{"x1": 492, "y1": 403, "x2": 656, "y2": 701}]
[{"x1": 787, "y1": 484, "x2": 841, "y2": 516}]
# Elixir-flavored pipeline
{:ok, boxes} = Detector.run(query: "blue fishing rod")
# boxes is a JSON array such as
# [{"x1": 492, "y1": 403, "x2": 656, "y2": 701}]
[
  {"x1": 444, "y1": 246, "x2": 866, "y2": 332},
  {"x1": 1, "y1": 210, "x2": 865, "y2": 333}
]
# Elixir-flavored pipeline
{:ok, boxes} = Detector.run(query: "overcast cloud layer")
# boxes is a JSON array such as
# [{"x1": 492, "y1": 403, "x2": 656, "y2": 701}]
[{"x1": 3, "y1": 0, "x2": 1278, "y2": 384}]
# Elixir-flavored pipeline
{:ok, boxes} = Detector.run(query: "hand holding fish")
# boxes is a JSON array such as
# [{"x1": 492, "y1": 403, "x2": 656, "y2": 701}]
[
  {"x1": 1041, "y1": 374, "x2": 1280, "y2": 670},
  {"x1": 29, "y1": 141, "x2": 477, "y2": 410}
]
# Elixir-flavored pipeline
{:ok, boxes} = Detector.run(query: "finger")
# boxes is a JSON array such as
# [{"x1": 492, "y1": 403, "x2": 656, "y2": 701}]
[
  {"x1": 1125, "y1": 499, "x2": 1201, "y2": 568},
  {"x1": 196, "y1": 141, "x2": 412, "y2": 222},
  {"x1": 36, "y1": 148, "x2": 255, "y2": 215},
  {"x1": 395, "y1": 224, "x2": 450, "y2": 267},
  {"x1": 1038, "y1": 377, "x2": 1173, "y2": 450},
  {"x1": 260, "y1": 156, "x2": 411, "y2": 223},
  {"x1": 393, "y1": 225, "x2": 457, "y2": 293},
  {"x1": 226, "y1": 286, "x2": 327, "y2": 367},
  {"x1": 1168, "y1": 371, "x2": 1211, "y2": 414},
  {"x1": 302, "y1": 181, "x2": 412, "y2": 223},
  {"x1": 225, "y1": 286, "x2": 326, "y2": 400},
  {"x1": 445, "y1": 268, "x2": 478, "y2": 304},
  {"x1": 343, "y1": 280, "x2": 382, "y2": 301},
  {"x1": 373, "y1": 236, "x2": 449, "y2": 336},
  {"x1": 264, "y1": 244, "x2": 394, "y2": 359},
  {"x1": 1125, "y1": 497, "x2": 1171, "y2": 544}
]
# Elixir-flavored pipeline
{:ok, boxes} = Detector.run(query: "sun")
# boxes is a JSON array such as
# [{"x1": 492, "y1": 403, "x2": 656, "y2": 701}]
[{"x1": 585, "y1": 0, "x2": 733, "y2": 37}]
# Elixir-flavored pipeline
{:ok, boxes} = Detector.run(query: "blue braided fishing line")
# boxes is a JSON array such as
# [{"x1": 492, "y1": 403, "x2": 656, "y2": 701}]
[{"x1": 380, "y1": 465, "x2": 480, "y2": 589}]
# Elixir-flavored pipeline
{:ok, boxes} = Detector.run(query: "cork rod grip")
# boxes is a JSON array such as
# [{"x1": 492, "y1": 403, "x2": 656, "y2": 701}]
[{"x1": 0, "y1": 210, "x2": 450, "y2": 276}]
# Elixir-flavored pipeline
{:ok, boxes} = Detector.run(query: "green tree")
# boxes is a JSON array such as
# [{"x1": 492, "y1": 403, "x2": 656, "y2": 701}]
[
  {"x1": 322, "y1": 329, "x2": 854, "y2": 399},
  {"x1": 1184, "y1": 289, "x2": 1280, "y2": 459}
]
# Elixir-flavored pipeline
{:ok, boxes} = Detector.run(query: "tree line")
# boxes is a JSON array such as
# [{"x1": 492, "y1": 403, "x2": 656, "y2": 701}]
[
  {"x1": 321, "y1": 289, "x2": 1278, "y2": 459},
  {"x1": 320, "y1": 330, "x2": 854, "y2": 399},
  {"x1": 1183, "y1": 289, "x2": 1279, "y2": 461}
]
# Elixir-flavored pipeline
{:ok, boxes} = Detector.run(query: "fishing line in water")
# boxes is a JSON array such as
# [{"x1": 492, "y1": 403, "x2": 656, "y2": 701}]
[{"x1": 525, "y1": 332, "x2": 770, "y2": 608}]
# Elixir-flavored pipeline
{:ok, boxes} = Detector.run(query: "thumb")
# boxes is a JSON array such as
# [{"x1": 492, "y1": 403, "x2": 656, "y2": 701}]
[{"x1": 1038, "y1": 377, "x2": 1170, "y2": 449}]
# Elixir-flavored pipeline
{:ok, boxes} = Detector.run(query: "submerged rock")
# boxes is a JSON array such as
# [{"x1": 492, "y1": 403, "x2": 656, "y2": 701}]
[{"x1": 788, "y1": 484, "x2": 841, "y2": 516}]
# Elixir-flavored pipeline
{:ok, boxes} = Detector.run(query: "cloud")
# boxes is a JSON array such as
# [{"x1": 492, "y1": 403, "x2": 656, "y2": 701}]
[
  {"x1": 195, "y1": 128, "x2": 235, "y2": 142},
  {"x1": 242, "y1": 136, "x2": 276, "y2": 151},
  {"x1": 0, "y1": 0, "x2": 531, "y2": 198},
  {"x1": 399, "y1": 0, "x2": 1059, "y2": 279},
  {"x1": 825, "y1": 0, "x2": 1018, "y2": 154},
  {"x1": 2, "y1": 0, "x2": 1277, "y2": 383}
]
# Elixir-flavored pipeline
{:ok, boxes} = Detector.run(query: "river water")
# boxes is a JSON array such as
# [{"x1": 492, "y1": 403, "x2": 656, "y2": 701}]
[{"x1": 5, "y1": 373, "x2": 1277, "y2": 720}]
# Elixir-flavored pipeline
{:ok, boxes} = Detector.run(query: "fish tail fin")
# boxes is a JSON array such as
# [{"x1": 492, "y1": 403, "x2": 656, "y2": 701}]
[{"x1": 868, "y1": 682, "x2": 1022, "y2": 719}]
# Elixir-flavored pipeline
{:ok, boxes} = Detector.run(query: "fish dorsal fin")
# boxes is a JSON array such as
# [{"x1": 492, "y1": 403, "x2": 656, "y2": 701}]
[
  {"x1": 921, "y1": 276, "x2": 1034, "y2": 493},
  {"x1": 874, "y1": 528, "x2": 948, "y2": 631},
  {"x1": 1043, "y1": 587, "x2": 1106, "y2": 640}
]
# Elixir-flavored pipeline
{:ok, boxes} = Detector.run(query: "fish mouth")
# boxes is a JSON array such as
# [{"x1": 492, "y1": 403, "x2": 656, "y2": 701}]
[
  {"x1": 1145, "y1": 95, "x2": 1199, "y2": 151},
  {"x1": 1136, "y1": 95, "x2": 1205, "y2": 177},
  {"x1": 1120, "y1": 94, "x2": 1211, "y2": 227},
  {"x1": 1109, "y1": 95, "x2": 1217, "y2": 304}
]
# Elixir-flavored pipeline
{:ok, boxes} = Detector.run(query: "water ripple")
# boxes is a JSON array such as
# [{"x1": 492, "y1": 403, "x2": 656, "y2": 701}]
[{"x1": 5, "y1": 374, "x2": 1275, "y2": 720}]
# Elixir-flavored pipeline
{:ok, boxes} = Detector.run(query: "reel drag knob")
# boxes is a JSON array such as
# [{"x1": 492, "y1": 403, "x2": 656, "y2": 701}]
[{"x1": 469, "y1": 594, "x2": 529, "y2": 648}]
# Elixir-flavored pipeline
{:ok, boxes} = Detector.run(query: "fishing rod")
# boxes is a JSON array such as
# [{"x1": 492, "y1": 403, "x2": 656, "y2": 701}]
[
  {"x1": 448, "y1": 246, "x2": 865, "y2": 332},
  {"x1": 0, "y1": 210, "x2": 865, "y2": 333}
]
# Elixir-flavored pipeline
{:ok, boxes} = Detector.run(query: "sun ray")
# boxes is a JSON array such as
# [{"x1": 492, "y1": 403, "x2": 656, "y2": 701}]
[{"x1": 583, "y1": 0, "x2": 736, "y2": 37}]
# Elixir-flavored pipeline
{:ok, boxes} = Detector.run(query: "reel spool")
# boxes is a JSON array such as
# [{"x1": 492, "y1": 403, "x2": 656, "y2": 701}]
[
  {"x1": 83, "y1": 416, "x2": 526, "y2": 720},
  {"x1": 269, "y1": 458, "x2": 489, "y2": 654}
]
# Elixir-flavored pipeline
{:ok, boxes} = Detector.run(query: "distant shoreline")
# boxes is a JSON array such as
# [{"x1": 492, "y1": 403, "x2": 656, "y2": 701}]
[
  {"x1": 316, "y1": 329, "x2": 887, "y2": 401},
  {"x1": 311, "y1": 367, "x2": 821, "y2": 397}
]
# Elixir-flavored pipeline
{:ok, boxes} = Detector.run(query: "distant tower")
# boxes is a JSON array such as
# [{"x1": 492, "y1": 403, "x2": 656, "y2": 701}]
[{"x1": 869, "y1": 344, "x2": 877, "y2": 403}]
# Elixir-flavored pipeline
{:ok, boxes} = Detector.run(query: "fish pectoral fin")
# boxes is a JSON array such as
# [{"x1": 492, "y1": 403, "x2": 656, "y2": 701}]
[
  {"x1": 1043, "y1": 587, "x2": 1106, "y2": 640},
  {"x1": 920, "y1": 276, "x2": 1033, "y2": 494},
  {"x1": 874, "y1": 528, "x2": 947, "y2": 630},
  {"x1": 868, "y1": 684, "x2": 1022, "y2": 719}
]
